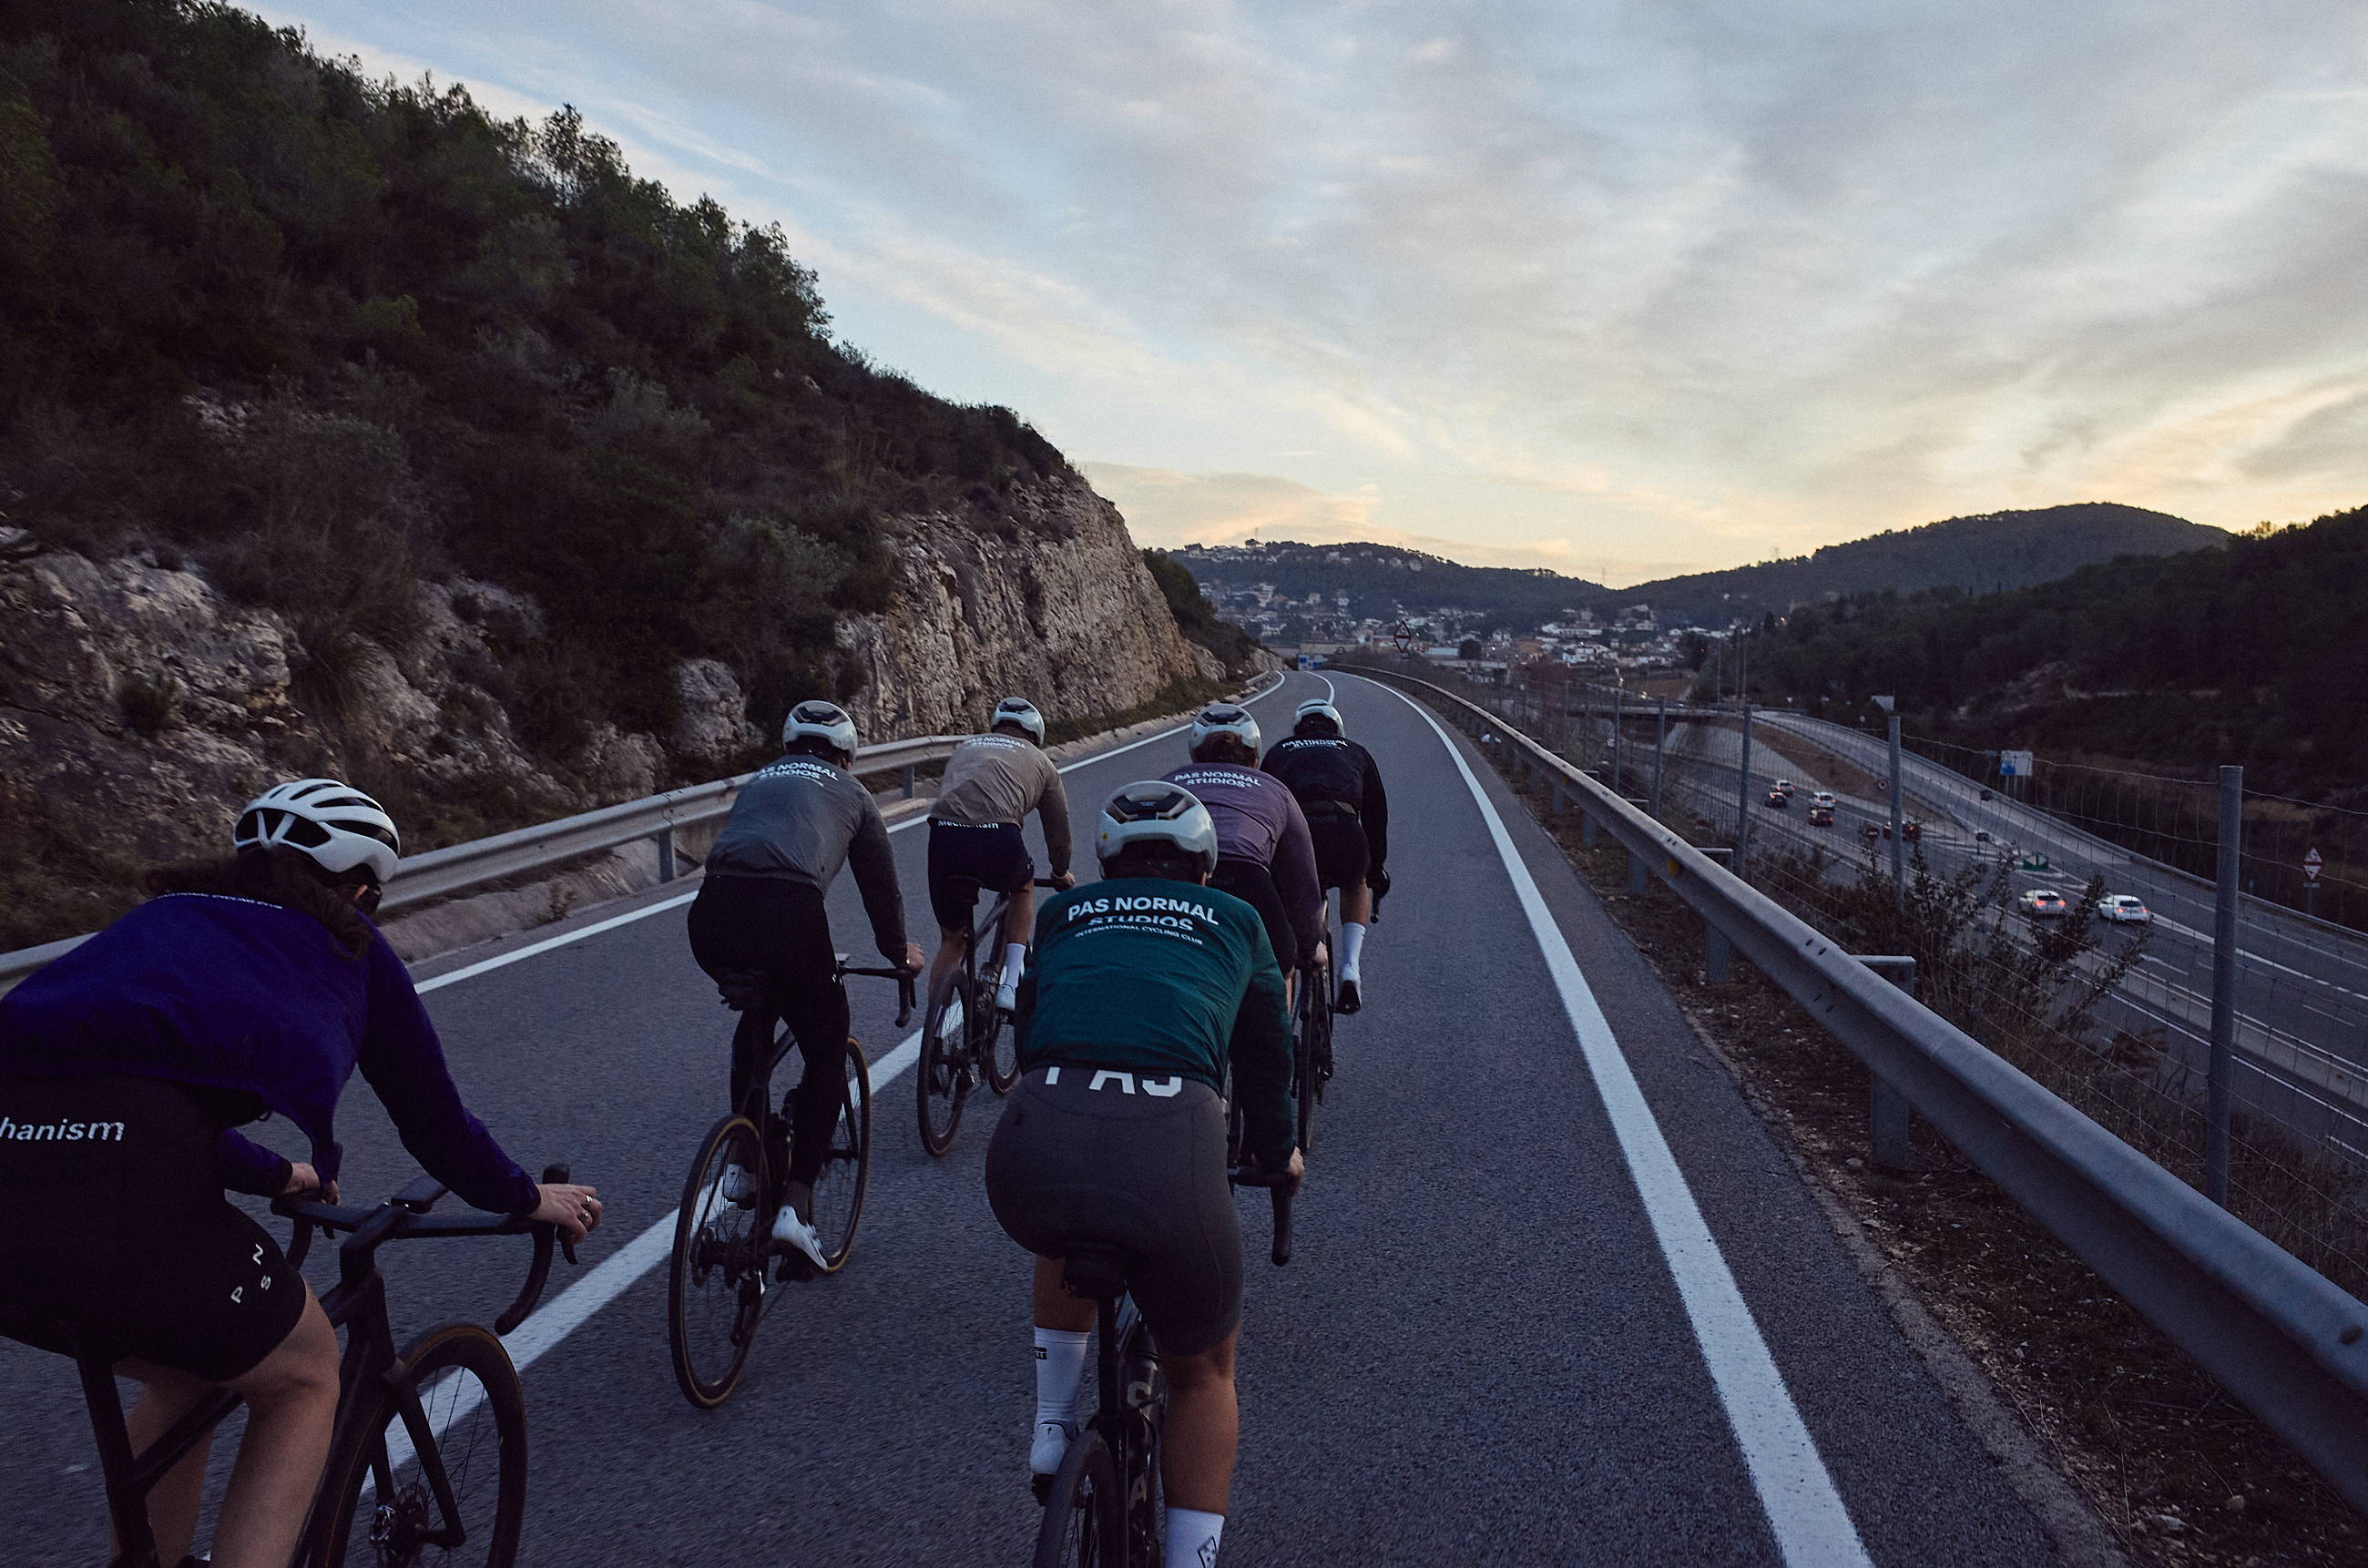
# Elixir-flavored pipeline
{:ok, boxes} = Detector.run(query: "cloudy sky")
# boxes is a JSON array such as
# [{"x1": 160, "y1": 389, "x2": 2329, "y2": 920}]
[{"x1": 256, "y1": 1, "x2": 2368, "y2": 585}]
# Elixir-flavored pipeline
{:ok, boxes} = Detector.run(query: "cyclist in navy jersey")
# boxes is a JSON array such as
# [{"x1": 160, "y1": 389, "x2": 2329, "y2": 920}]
[
  {"x1": 0, "y1": 779, "x2": 599, "y2": 1568},
  {"x1": 1261, "y1": 697, "x2": 1389, "y2": 1012},
  {"x1": 1160, "y1": 703, "x2": 1324, "y2": 1003}
]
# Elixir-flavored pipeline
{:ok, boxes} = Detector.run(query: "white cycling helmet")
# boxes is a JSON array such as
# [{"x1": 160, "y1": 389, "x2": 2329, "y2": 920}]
[
  {"x1": 234, "y1": 778, "x2": 401, "y2": 886},
  {"x1": 1294, "y1": 698, "x2": 1344, "y2": 736},
  {"x1": 1188, "y1": 702, "x2": 1261, "y2": 757},
  {"x1": 991, "y1": 696, "x2": 1046, "y2": 745},
  {"x1": 1097, "y1": 781, "x2": 1219, "y2": 877},
  {"x1": 783, "y1": 698, "x2": 858, "y2": 759}
]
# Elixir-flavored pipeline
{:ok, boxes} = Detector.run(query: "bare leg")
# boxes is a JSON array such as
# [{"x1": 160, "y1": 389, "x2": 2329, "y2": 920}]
[
  {"x1": 929, "y1": 924, "x2": 967, "y2": 993},
  {"x1": 1341, "y1": 881, "x2": 1372, "y2": 926},
  {"x1": 998, "y1": 884, "x2": 1036, "y2": 952},
  {"x1": 123, "y1": 1287, "x2": 340, "y2": 1568},
  {"x1": 1160, "y1": 1332, "x2": 1240, "y2": 1514},
  {"x1": 1031, "y1": 1252, "x2": 1096, "y2": 1334},
  {"x1": 118, "y1": 1367, "x2": 219, "y2": 1565}
]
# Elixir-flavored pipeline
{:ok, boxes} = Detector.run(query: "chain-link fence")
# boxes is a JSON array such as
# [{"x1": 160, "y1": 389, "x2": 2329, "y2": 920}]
[{"x1": 1334, "y1": 656, "x2": 2368, "y2": 1301}]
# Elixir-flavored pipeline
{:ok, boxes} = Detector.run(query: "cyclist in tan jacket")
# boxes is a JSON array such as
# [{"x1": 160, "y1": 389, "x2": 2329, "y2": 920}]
[{"x1": 926, "y1": 697, "x2": 1077, "y2": 1012}]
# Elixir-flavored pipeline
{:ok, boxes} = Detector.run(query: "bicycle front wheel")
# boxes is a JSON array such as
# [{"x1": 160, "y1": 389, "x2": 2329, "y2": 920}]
[
  {"x1": 810, "y1": 1040, "x2": 872, "y2": 1271},
  {"x1": 1032, "y1": 1429, "x2": 1122, "y2": 1568},
  {"x1": 316, "y1": 1321, "x2": 526, "y2": 1566},
  {"x1": 668, "y1": 1113, "x2": 769, "y2": 1408},
  {"x1": 916, "y1": 972, "x2": 973, "y2": 1156}
]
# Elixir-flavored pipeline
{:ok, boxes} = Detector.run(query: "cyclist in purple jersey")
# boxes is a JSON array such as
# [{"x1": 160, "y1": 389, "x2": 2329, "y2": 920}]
[{"x1": 1161, "y1": 704, "x2": 1324, "y2": 1003}]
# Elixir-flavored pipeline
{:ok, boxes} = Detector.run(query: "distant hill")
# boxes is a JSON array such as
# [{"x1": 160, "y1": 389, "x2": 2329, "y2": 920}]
[
  {"x1": 1616, "y1": 504, "x2": 2223, "y2": 625},
  {"x1": 1750, "y1": 507, "x2": 2363, "y2": 801},
  {"x1": 1168, "y1": 540, "x2": 1608, "y2": 628}
]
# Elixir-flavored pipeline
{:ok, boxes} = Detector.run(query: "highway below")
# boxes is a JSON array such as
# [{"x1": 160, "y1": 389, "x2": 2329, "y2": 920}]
[
  {"x1": 1553, "y1": 693, "x2": 2368, "y2": 1166},
  {"x1": 3, "y1": 671, "x2": 2064, "y2": 1565}
]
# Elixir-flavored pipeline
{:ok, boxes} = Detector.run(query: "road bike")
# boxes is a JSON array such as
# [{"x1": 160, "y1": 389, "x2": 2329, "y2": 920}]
[
  {"x1": 667, "y1": 958, "x2": 911, "y2": 1409},
  {"x1": 1029, "y1": 1167, "x2": 1292, "y2": 1567},
  {"x1": 1292, "y1": 900, "x2": 1340, "y2": 1156},
  {"x1": 918, "y1": 877, "x2": 1060, "y2": 1156},
  {"x1": 26, "y1": 1164, "x2": 577, "y2": 1567}
]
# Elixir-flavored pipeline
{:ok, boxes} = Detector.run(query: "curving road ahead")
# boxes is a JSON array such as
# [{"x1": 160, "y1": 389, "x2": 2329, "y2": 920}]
[{"x1": 3, "y1": 672, "x2": 2065, "y2": 1565}]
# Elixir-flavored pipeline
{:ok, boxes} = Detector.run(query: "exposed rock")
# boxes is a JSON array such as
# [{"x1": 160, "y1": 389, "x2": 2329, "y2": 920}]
[
  {"x1": 674, "y1": 657, "x2": 762, "y2": 769},
  {"x1": 839, "y1": 473, "x2": 1227, "y2": 738}
]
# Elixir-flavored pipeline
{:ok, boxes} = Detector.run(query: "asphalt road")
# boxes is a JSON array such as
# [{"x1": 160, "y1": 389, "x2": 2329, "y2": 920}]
[{"x1": 3, "y1": 671, "x2": 2062, "y2": 1565}]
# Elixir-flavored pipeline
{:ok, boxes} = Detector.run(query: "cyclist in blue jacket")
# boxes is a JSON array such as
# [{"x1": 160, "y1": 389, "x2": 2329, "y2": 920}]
[{"x1": 0, "y1": 779, "x2": 600, "y2": 1568}]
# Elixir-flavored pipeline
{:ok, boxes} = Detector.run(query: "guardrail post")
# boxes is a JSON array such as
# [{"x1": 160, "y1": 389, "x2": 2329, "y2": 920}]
[
  {"x1": 1649, "y1": 697, "x2": 1667, "y2": 821},
  {"x1": 654, "y1": 826, "x2": 677, "y2": 883},
  {"x1": 902, "y1": 763, "x2": 918, "y2": 799},
  {"x1": 1624, "y1": 798, "x2": 1651, "y2": 891},
  {"x1": 1855, "y1": 956, "x2": 1917, "y2": 1170},
  {"x1": 2208, "y1": 764, "x2": 2242, "y2": 1207},
  {"x1": 1697, "y1": 846, "x2": 1735, "y2": 981}
]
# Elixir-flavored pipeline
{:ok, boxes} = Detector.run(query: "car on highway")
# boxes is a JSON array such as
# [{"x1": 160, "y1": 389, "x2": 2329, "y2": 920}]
[
  {"x1": 2096, "y1": 894, "x2": 2153, "y2": 924},
  {"x1": 1764, "y1": 788, "x2": 1790, "y2": 808},
  {"x1": 1809, "y1": 805, "x2": 1835, "y2": 826},
  {"x1": 1902, "y1": 820, "x2": 1922, "y2": 843},
  {"x1": 2018, "y1": 889, "x2": 2068, "y2": 919},
  {"x1": 1812, "y1": 791, "x2": 1837, "y2": 809},
  {"x1": 1774, "y1": 779, "x2": 1796, "y2": 796}
]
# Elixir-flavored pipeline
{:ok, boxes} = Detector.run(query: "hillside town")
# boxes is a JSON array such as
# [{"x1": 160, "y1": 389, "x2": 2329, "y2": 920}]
[{"x1": 1169, "y1": 540, "x2": 1726, "y2": 683}]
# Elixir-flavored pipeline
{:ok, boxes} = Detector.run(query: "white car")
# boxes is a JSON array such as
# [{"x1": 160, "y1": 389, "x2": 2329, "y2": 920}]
[
  {"x1": 2096, "y1": 894, "x2": 2152, "y2": 924},
  {"x1": 1812, "y1": 791, "x2": 1836, "y2": 809}
]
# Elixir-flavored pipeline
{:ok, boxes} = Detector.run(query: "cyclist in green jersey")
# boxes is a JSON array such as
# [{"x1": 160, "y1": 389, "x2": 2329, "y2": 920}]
[{"x1": 985, "y1": 780, "x2": 1301, "y2": 1568}]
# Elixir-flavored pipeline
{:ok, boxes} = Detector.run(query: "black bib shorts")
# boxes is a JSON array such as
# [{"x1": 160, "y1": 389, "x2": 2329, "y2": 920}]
[
  {"x1": 986, "y1": 1068, "x2": 1242, "y2": 1358},
  {"x1": 925, "y1": 820, "x2": 1035, "y2": 932},
  {"x1": 1210, "y1": 857, "x2": 1298, "y2": 975},
  {"x1": 0, "y1": 1074, "x2": 305, "y2": 1383}
]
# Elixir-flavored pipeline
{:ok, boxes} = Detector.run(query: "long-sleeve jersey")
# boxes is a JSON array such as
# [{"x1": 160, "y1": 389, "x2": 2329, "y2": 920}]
[
  {"x1": 1160, "y1": 762, "x2": 1323, "y2": 957},
  {"x1": 930, "y1": 734, "x2": 1073, "y2": 876},
  {"x1": 0, "y1": 894, "x2": 536, "y2": 1210},
  {"x1": 1014, "y1": 878, "x2": 1295, "y2": 1161},
  {"x1": 704, "y1": 751, "x2": 907, "y2": 958},
  {"x1": 1261, "y1": 733, "x2": 1389, "y2": 872}
]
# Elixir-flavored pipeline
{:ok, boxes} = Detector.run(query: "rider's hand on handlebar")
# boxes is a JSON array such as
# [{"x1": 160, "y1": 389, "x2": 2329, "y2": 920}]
[
  {"x1": 897, "y1": 941, "x2": 926, "y2": 975},
  {"x1": 280, "y1": 1162, "x2": 338, "y2": 1203},
  {"x1": 1255, "y1": 1147, "x2": 1307, "y2": 1194},
  {"x1": 1053, "y1": 871, "x2": 1077, "y2": 891},
  {"x1": 528, "y1": 1182, "x2": 604, "y2": 1242}
]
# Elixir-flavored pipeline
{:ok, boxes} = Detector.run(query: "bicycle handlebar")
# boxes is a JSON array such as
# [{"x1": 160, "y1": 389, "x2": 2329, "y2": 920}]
[
  {"x1": 273, "y1": 1162, "x2": 580, "y2": 1334},
  {"x1": 1228, "y1": 1165, "x2": 1296, "y2": 1266},
  {"x1": 839, "y1": 963, "x2": 919, "y2": 1028}
]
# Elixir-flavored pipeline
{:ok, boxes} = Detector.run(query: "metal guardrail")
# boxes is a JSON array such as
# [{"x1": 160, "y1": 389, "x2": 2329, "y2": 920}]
[
  {"x1": 0, "y1": 669, "x2": 1285, "y2": 998},
  {"x1": 1346, "y1": 664, "x2": 2368, "y2": 1512},
  {"x1": 0, "y1": 734, "x2": 972, "y2": 995}
]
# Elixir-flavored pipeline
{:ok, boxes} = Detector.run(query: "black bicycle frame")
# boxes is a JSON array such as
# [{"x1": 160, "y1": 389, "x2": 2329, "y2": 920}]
[{"x1": 66, "y1": 1170, "x2": 566, "y2": 1567}]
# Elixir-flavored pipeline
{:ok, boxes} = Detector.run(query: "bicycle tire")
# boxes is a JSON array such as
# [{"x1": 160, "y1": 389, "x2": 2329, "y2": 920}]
[
  {"x1": 916, "y1": 970, "x2": 973, "y2": 1156},
  {"x1": 667, "y1": 1113, "x2": 769, "y2": 1408},
  {"x1": 809, "y1": 1040, "x2": 872, "y2": 1271},
  {"x1": 980, "y1": 957, "x2": 1022, "y2": 1095},
  {"x1": 1294, "y1": 968, "x2": 1324, "y2": 1155},
  {"x1": 315, "y1": 1320, "x2": 526, "y2": 1566},
  {"x1": 1031, "y1": 1429, "x2": 1121, "y2": 1568}
]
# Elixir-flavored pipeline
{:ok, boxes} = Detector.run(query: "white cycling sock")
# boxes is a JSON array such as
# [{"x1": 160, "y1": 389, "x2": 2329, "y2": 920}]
[
  {"x1": 999, "y1": 942, "x2": 1029, "y2": 1004},
  {"x1": 1165, "y1": 1508, "x2": 1225, "y2": 1568},
  {"x1": 1033, "y1": 1326, "x2": 1089, "y2": 1429},
  {"x1": 1339, "y1": 921, "x2": 1367, "y2": 981}
]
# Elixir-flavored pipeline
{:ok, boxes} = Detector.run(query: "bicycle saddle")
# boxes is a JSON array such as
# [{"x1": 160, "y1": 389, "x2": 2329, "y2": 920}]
[
  {"x1": 1060, "y1": 1245, "x2": 1130, "y2": 1302},
  {"x1": 714, "y1": 969, "x2": 769, "y2": 1012}
]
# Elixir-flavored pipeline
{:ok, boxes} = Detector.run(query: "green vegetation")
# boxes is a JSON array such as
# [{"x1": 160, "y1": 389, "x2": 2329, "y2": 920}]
[
  {"x1": 1747, "y1": 506, "x2": 2368, "y2": 801},
  {"x1": 0, "y1": 0, "x2": 1068, "y2": 748},
  {"x1": 1142, "y1": 548, "x2": 1261, "y2": 668},
  {"x1": 1173, "y1": 541, "x2": 1607, "y2": 629},
  {"x1": 1622, "y1": 503, "x2": 2219, "y2": 626}
]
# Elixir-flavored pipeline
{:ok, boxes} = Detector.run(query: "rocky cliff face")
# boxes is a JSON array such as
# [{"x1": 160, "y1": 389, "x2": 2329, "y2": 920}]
[
  {"x1": 839, "y1": 474, "x2": 1221, "y2": 739},
  {"x1": 0, "y1": 477, "x2": 1248, "y2": 949}
]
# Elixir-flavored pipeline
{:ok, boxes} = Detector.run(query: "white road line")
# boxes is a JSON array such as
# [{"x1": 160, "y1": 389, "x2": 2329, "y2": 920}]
[
  {"x1": 387, "y1": 679, "x2": 1300, "y2": 1452},
  {"x1": 411, "y1": 679, "x2": 1294, "y2": 991},
  {"x1": 1355, "y1": 677, "x2": 1873, "y2": 1568}
]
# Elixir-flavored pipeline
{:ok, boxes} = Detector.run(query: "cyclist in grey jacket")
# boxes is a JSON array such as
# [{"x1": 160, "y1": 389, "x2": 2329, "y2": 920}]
[
  {"x1": 689, "y1": 700, "x2": 920, "y2": 1268},
  {"x1": 925, "y1": 697, "x2": 1077, "y2": 1012}
]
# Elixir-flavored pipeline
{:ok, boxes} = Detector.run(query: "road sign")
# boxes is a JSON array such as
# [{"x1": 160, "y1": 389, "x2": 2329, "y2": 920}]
[
  {"x1": 2019, "y1": 854, "x2": 2051, "y2": 871},
  {"x1": 1999, "y1": 749, "x2": 2035, "y2": 778},
  {"x1": 2305, "y1": 848, "x2": 2323, "y2": 884}
]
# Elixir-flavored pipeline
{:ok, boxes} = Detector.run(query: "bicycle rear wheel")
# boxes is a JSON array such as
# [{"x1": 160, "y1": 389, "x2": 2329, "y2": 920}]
[
  {"x1": 668, "y1": 1113, "x2": 768, "y2": 1408},
  {"x1": 1294, "y1": 972, "x2": 1323, "y2": 1155},
  {"x1": 1032, "y1": 1429, "x2": 1122, "y2": 1568},
  {"x1": 916, "y1": 971, "x2": 973, "y2": 1156},
  {"x1": 809, "y1": 1040, "x2": 872, "y2": 1271},
  {"x1": 980, "y1": 957, "x2": 1022, "y2": 1095},
  {"x1": 316, "y1": 1321, "x2": 526, "y2": 1566}
]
